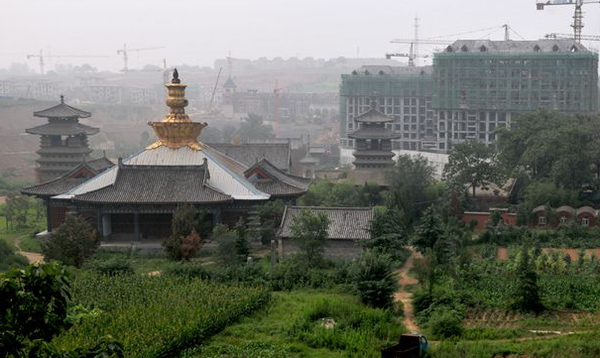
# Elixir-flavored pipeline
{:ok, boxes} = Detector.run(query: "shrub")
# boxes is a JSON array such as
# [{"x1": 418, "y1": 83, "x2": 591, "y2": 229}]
[
  {"x1": 349, "y1": 251, "x2": 397, "y2": 309},
  {"x1": 163, "y1": 262, "x2": 211, "y2": 279},
  {"x1": 428, "y1": 308, "x2": 464, "y2": 339},
  {"x1": 0, "y1": 239, "x2": 28, "y2": 272},
  {"x1": 164, "y1": 205, "x2": 208, "y2": 261},
  {"x1": 42, "y1": 214, "x2": 99, "y2": 268},
  {"x1": 89, "y1": 257, "x2": 134, "y2": 276}
]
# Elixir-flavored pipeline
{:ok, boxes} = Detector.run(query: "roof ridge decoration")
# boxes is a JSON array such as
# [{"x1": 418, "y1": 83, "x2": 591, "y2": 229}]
[{"x1": 147, "y1": 69, "x2": 207, "y2": 151}]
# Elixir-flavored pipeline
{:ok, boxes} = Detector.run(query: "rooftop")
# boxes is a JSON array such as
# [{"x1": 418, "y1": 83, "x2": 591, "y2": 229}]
[
  {"x1": 33, "y1": 95, "x2": 91, "y2": 119},
  {"x1": 443, "y1": 39, "x2": 590, "y2": 54},
  {"x1": 278, "y1": 206, "x2": 374, "y2": 240}
]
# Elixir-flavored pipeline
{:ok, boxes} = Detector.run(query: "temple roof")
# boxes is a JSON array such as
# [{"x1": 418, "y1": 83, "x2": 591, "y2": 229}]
[
  {"x1": 209, "y1": 143, "x2": 292, "y2": 171},
  {"x1": 348, "y1": 126, "x2": 401, "y2": 140},
  {"x1": 278, "y1": 206, "x2": 374, "y2": 240},
  {"x1": 245, "y1": 159, "x2": 311, "y2": 197},
  {"x1": 72, "y1": 164, "x2": 232, "y2": 204},
  {"x1": 354, "y1": 107, "x2": 394, "y2": 124},
  {"x1": 26, "y1": 121, "x2": 100, "y2": 136},
  {"x1": 34, "y1": 96, "x2": 91, "y2": 119},
  {"x1": 21, "y1": 159, "x2": 112, "y2": 197},
  {"x1": 223, "y1": 76, "x2": 237, "y2": 88}
]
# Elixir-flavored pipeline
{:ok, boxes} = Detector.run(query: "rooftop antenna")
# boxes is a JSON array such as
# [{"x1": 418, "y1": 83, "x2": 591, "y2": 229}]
[
  {"x1": 503, "y1": 24, "x2": 510, "y2": 41},
  {"x1": 414, "y1": 16, "x2": 420, "y2": 66}
]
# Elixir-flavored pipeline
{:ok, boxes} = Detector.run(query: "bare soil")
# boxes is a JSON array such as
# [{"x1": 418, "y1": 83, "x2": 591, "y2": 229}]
[{"x1": 394, "y1": 249, "x2": 422, "y2": 333}]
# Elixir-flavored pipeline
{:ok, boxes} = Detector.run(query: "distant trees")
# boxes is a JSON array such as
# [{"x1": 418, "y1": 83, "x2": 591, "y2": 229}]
[
  {"x1": 443, "y1": 141, "x2": 503, "y2": 198},
  {"x1": 298, "y1": 181, "x2": 384, "y2": 207},
  {"x1": 237, "y1": 114, "x2": 275, "y2": 143},
  {"x1": 290, "y1": 209, "x2": 330, "y2": 265},
  {"x1": 5, "y1": 194, "x2": 29, "y2": 230},
  {"x1": 42, "y1": 215, "x2": 99, "y2": 268},
  {"x1": 497, "y1": 110, "x2": 598, "y2": 190}
]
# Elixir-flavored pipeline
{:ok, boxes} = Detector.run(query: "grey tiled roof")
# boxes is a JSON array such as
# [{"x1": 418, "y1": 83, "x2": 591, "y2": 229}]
[
  {"x1": 87, "y1": 157, "x2": 114, "y2": 172},
  {"x1": 208, "y1": 143, "x2": 292, "y2": 171},
  {"x1": 445, "y1": 39, "x2": 589, "y2": 54},
  {"x1": 73, "y1": 164, "x2": 232, "y2": 204},
  {"x1": 278, "y1": 206, "x2": 374, "y2": 240},
  {"x1": 26, "y1": 121, "x2": 99, "y2": 136},
  {"x1": 354, "y1": 108, "x2": 394, "y2": 123},
  {"x1": 245, "y1": 159, "x2": 310, "y2": 197},
  {"x1": 21, "y1": 160, "x2": 112, "y2": 197},
  {"x1": 34, "y1": 102, "x2": 91, "y2": 118}
]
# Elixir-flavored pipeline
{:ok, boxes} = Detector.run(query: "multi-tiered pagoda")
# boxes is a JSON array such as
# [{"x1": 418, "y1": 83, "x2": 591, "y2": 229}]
[
  {"x1": 348, "y1": 101, "x2": 400, "y2": 170},
  {"x1": 26, "y1": 96, "x2": 102, "y2": 183}
]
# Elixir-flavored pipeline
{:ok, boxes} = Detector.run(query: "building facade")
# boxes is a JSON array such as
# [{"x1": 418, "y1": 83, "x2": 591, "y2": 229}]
[{"x1": 340, "y1": 39, "x2": 599, "y2": 153}]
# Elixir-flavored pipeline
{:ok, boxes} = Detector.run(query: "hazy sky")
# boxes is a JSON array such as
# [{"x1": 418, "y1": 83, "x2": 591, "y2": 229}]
[{"x1": 2, "y1": 0, "x2": 600, "y2": 72}]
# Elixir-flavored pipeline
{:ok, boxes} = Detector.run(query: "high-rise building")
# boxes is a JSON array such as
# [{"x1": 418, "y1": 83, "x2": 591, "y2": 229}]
[{"x1": 339, "y1": 39, "x2": 599, "y2": 154}]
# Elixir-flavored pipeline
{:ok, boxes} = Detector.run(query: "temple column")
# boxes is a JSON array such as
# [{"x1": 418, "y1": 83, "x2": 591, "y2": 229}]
[
  {"x1": 45, "y1": 199, "x2": 52, "y2": 232},
  {"x1": 134, "y1": 211, "x2": 140, "y2": 241}
]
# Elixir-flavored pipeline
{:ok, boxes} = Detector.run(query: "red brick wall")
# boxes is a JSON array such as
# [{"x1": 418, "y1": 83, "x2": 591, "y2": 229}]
[{"x1": 461, "y1": 212, "x2": 517, "y2": 231}]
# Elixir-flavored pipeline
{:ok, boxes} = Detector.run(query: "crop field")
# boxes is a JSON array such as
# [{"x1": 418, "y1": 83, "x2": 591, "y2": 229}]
[{"x1": 52, "y1": 273, "x2": 270, "y2": 357}]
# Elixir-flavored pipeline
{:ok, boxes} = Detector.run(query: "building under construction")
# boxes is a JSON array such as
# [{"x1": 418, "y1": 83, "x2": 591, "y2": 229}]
[{"x1": 340, "y1": 38, "x2": 599, "y2": 153}]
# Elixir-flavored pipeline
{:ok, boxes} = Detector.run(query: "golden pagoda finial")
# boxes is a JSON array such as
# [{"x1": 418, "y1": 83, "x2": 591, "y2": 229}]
[{"x1": 147, "y1": 69, "x2": 207, "y2": 150}]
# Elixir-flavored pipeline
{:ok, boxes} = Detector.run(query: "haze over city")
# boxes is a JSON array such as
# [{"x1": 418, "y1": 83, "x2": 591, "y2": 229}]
[{"x1": 2, "y1": 0, "x2": 600, "y2": 71}]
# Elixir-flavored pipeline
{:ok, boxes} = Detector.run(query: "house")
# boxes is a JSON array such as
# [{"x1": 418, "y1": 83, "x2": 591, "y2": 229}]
[
  {"x1": 531, "y1": 205, "x2": 599, "y2": 228},
  {"x1": 277, "y1": 206, "x2": 374, "y2": 260}
]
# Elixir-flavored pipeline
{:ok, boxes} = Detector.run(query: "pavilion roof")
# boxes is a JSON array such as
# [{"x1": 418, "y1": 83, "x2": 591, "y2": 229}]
[
  {"x1": 348, "y1": 127, "x2": 401, "y2": 140},
  {"x1": 245, "y1": 159, "x2": 311, "y2": 197},
  {"x1": 34, "y1": 97, "x2": 91, "y2": 119},
  {"x1": 26, "y1": 121, "x2": 99, "y2": 136},
  {"x1": 278, "y1": 206, "x2": 374, "y2": 240}
]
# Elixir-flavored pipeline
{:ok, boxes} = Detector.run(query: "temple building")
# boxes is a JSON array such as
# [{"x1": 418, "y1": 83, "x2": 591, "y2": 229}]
[
  {"x1": 344, "y1": 101, "x2": 400, "y2": 186},
  {"x1": 25, "y1": 96, "x2": 110, "y2": 183},
  {"x1": 23, "y1": 70, "x2": 310, "y2": 241}
]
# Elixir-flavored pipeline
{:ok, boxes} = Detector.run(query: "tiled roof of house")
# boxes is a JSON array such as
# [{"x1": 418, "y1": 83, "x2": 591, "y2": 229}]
[
  {"x1": 87, "y1": 156, "x2": 114, "y2": 172},
  {"x1": 73, "y1": 164, "x2": 232, "y2": 204},
  {"x1": 245, "y1": 159, "x2": 311, "y2": 197},
  {"x1": 34, "y1": 101, "x2": 91, "y2": 118},
  {"x1": 278, "y1": 206, "x2": 374, "y2": 240},
  {"x1": 348, "y1": 126, "x2": 401, "y2": 140},
  {"x1": 208, "y1": 143, "x2": 292, "y2": 172},
  {"x1": 354, "y1": 108, "x2": 394, "y2": 123},
  {"x1": 26, "y1": 121, "x2": 99, "y2": 136}
]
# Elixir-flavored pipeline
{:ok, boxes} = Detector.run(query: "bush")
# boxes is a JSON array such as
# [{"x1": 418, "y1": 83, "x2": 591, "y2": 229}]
[
  {"x1": 88, "y1": 257, "x2": 134, "y2": 276},
  {"x1": 163, "y1": 262, "x2": 211, "y2": 279},
  {"x1": 164, "y1": 205, "x2": 208, "y2": 261},
  {"x1": 349, "y1": 251, "x2": 397, "y2": 309},
  {"x1": 0, "y1": 239, "x2": 28, "y2": 272},
  {"x1": 268, "y1": 256, "x2": 348, "y2": 291},
  {"x1": 428, "y1": 308, "x2": 464, "y2": 339},
  {"x1": 42, "y1": 215, "x2": 99, "y2": 268}
]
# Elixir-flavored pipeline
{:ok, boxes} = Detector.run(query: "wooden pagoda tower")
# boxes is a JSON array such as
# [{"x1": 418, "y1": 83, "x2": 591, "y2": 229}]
[
  {"x1": 348, "y1": 101, "x2": 400, "y2": 170},
  {"x1": 26, "y1": 96, "x2": 100, "y2": 183}
]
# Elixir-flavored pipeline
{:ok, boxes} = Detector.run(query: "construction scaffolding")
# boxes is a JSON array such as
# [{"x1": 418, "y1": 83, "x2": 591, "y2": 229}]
[{"x1": 433, "y1": 51, "x2": 599, "y2": 113}]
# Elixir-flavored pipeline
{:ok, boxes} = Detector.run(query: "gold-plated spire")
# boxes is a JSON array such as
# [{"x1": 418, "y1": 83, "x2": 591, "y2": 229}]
[{"x1": 147, "y1": 69, "x2": 207, "y2": 150}]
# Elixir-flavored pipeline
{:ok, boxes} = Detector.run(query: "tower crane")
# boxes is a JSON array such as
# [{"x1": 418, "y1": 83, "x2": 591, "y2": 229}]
[
  {"x1": 27, "y1": 50, "x2": 107, "y2": 75},
  {"x1": 545, "y1": 32, "x2": 600, "y2": 41},
  {"x1": 386, "y1": 39, "x2": 452, "y2": 67},
  {"x1": 117, "y1": 44, "x2": 165, "y2": 72},
  {"x1": 537, "y1": 0, "x2": 600, "y2": 43}
]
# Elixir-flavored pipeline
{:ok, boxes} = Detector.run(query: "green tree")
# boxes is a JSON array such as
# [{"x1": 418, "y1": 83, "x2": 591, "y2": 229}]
[
  {"x1": 234, "y1": 218, "x2": 251, "y2": 262},
  {"x1": 42, "y1": 215, "x2": 99, "y2": 268},
  {"x1": 163, "y1": 205, "x2": 210, "y2": 261},
  {"x1": 443, "y1": 141, "x2": 503, "y2": 198},
  {"x1": 365, "y1": 208, "x2": 408, "y2": 262},
  {"x1": 213, "y1": 224, "x2": 239, "y2": 267},
  {"x1": 290, "y1": 210, "x2": 330, "y2": 265},
  {"x1": 413, "y1": 207, "x2": 444, "y2": 254},
  {"x1": 5, "y1": 194, "x2": 29, "y2": 229},
  {"x1": 0, "y1": 239, "x2": 28, "y2": 272},
  {"x1": 237, "y1": 113, "x2": 275, "y2": 142},
  {"x1": 0, "y1": 262, "x2": 124, "y2": 357},
  {"x1": 512, "y1": 246, "x2": 543, "y2": 313},
  {"x1": 387, "y1": 155, "x2": 436, "y2": 226},
  {"x1": 350, "y1": 250, "x2": 397, "y2": 309}
]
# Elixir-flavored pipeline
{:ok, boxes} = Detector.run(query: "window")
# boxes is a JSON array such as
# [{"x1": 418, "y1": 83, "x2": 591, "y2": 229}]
[
  {"x1": 582, "y1": 217, "x2": 590, "y2": 227},
  {"x1": 560, "y1": 216, "x2": 568, "y2": 225},
  {"x1": 538, "y1": 216, "x2": 547, "y2": 225}
]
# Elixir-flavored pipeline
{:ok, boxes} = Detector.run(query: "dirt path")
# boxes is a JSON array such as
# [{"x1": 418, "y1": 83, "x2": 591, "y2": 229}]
[
  {"x1": 394, "y1": 249, "x2": 421, "y2": 333},
  {"x1": 14, "y1": 240, "x2": 44, "y2": 264}
]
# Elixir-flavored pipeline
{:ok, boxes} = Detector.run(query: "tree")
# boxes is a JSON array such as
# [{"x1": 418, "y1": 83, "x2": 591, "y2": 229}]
[
  {"x1": 42, "y1": 215, "x2": 99, "y2": 268},
  {"x1": 0, "y1": 239, "x2": 28, "y2": 272},
  {"x1": 512, "y1": 246, "x2": 543, "y2": 313},
  {"x1": 350, "y1": 251, "x2": 397, "y2": 309},
  {"x1": 387, "y1": 155, "x2": 437, "y2": 226},
  {"x1": 444, "y1": 141, "x2": 503, "y2": 198},
  {"x1": 413, "y1": 207, "x2": 444, "y2": 254},
  {"x1": 236, "y1": 113, "x2": 274, "y2": 142},
  {"x1": 234, "y1": 218, "x2": 251, "y2": 262},
  {"x1": 163, "y1": 205, "x2": 211, "y2": 261},
  {"x1": 213, "y1": 224, "x2": 240, "y2": 267},
  {"x1": 290, "y1": 210, "x2": 329, "y2": 265},
  {"x1": 365, "y1": 208, "x2": 408, "y2": 262},
  {"x1": 0, "y1": 262, "x2": 124, "y2": 357},
  {"x1": 5, "y1": 194, "x2": 29, "y2": 229}
]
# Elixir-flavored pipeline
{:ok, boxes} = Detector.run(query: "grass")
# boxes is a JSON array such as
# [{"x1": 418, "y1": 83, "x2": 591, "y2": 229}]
[
  {"x1": 0, "y1": 202, "x2": 45, "y2": 253},
  {"x1": 182, "y1": 289, "x2": 404, "y2": 358}
]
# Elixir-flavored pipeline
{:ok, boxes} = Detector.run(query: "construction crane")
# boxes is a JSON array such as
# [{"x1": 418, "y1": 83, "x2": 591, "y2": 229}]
[
  {"x1": 27, "y1": 50, "x2": 107, "y2": 75},
  {"x1": 545, "y1": 32, "x2": 600, "y2": 41},
  {"x1": 537, "y1": 0, "x2": 600, "y2": 43},
  {"x1": 387, "y1": 39, "x2": 452, "y2": 67},
  {"x1": 117, "y1": 44, "x2": 165, "y2": 72}
]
